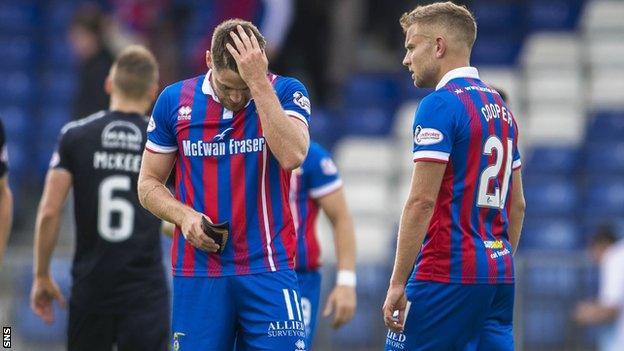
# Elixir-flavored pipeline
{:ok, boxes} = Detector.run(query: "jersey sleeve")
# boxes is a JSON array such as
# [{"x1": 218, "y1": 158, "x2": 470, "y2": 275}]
[
  {"x1": 146, "y1": 87, "x2": 178, "y2": 153},
  {"x1": 304, "y1": 144, "x2": 342, "y2": 199},
  {"x1": 50, "y1": 126, "x2": 74, "y2": 173},
  {"x1": 512, "y1": 118, "x2": 522, "y2": 170},
  {"x1": 0, "y1": 120, "x2": 7, "y2": 177},
  {"x1": 412, "y1": 95, "x2": 456, "y2": 163},
  {"x1": 276, "y1": 77, "x2": 311, "y2": 126}
]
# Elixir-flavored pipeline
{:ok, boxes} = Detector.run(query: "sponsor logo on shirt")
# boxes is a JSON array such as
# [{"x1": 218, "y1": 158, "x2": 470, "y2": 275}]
[
  {"x1": 386, "y1": 330, "x2": 407, "y2": 349},
  {"x1": 101, "y1": 121, "x2": 143, "y2": 151},
  {"x1": 266, "y1": 320, "x2": 306, "y2": 338},
  {"x1": 320, "y1": 158, "x2": 338, "y2": 175},
  {"x1": 147, "y1": 116, "x2": 156, "y2": 132},
  {"x1": 213, "y1": 127, "x2": 234, "y2": 141},
  {"x1": 292, "y1": 91, "x2": 311, "y2": 115},
  {"x1": 182, "y1": 137, "x2": 266, "y2": 157},
  {"x1": 178, "y1": 106, "x2": 192, "y2": 120},
  {"x1": 414, "y1": 125, "x2": 443, "y2": 145},
  {"x1": 295, "y1": 339, "x2": 306, "y2": 350}
]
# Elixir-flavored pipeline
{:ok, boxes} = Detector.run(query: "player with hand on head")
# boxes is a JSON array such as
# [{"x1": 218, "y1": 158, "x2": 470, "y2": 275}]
[
  {"x1": 290, "y1": 141, "x2": 357, "y2": 346},
  {"x1": 382, "y1": 2, "x2": 526, "y2": 350},
  {"x1": 30, "y1": 45, "x2": 169, "y2": 351},
  {"x1": 138, "y1": 19, "x2": 311, "y2": 350},
  {"x1": 0, "y1": 119, "x2": 13, "y2": 268}
]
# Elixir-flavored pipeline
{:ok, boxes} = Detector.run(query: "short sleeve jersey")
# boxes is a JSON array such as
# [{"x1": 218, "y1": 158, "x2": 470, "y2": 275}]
[
  {"x1": 289, "y1": 142, "x2": 342, "y2": 271},
  {"x1": 410, "y1": 67, "x2": 521, "y2": 285},
  {"x1": 146, "y1": 71, "x2": 311, "y2": 277}
]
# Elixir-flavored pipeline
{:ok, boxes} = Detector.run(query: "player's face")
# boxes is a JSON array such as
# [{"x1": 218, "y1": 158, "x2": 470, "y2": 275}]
[
  {"x1": 403, "y1": 24, "x2": 439, "y2": 88},
  {"x1": 211, "y1": 68, "x2": 252, "y2": 111}
]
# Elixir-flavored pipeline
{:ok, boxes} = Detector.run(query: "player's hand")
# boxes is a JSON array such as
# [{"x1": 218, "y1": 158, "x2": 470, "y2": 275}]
[
  {"x1": 30, "y1": 276, "x2": 66, "y2": 324},
  {"x1": 323, "y1": 285, "x2": 357, "y2": 329},
  {"x1": 382, "y1": 284, "x2": 408, "y2": 333},
  {"x1": 225, "y1": 25, "x2": 269, "y2": 86},
  {"x1": 180, "y1": 211, "x2": 220, "y2": 253}
]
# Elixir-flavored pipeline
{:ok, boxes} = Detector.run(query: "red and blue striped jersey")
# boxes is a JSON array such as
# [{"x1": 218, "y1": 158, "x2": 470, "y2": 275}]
[
  {"x1": 411, "y1": 67, "x2": 521, "y2": 285},
  {"x1": 289, "y1": 142, "x2": 342, "y2": 271},
  {"x1": 146, "y1": 70, "x2": 311, "y2": 277}
]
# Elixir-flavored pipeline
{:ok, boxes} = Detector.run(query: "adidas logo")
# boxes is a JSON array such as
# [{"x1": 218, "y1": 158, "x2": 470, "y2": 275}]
[{"x1": 178, "y1": 106, "x2": 192, "y2": 120}]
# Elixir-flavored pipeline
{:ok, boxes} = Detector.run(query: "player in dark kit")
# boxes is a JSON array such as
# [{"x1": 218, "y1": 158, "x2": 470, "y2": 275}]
[{"x1": 30, "y1": 46, "x2": 169, "y2": 351}]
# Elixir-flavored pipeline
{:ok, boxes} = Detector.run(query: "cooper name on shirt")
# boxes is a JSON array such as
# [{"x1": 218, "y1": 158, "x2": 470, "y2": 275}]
[{"x1": 182, "y1": 138, "x2": 266, "y2": 157}]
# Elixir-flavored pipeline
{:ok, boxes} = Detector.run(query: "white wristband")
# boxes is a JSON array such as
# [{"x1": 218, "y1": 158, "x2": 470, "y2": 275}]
[{"x1": 337, "y1": 270, "x2": 357, "y2": 287}]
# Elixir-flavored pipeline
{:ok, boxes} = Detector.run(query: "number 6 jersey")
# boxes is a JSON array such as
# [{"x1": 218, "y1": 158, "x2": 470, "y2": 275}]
[
  {"x1": 411, "y1": 67, "x2": 521, "y2": 285},
  {"x1": 51, "y1": 111, "x2": 167, "y2": 312}
]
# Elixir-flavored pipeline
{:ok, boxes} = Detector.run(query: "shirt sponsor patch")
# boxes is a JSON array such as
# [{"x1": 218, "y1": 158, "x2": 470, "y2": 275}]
[
  {"x1": 320, "y1": 158, "x2": 338, "y2": 175},
  {"x1": 147, "y1": 116, "x2": 156, "y2": 132},
  {"x1": 414, "y1": 125, "x2": 443, "y2": 145},
  {"x1": 292, "y1": 91, "x2": 311, "y2": 115}
]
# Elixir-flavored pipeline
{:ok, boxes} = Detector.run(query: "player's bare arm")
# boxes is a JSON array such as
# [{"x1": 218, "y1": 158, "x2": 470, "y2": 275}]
[
  {"x1": 383, "y1": 161, "x2": 446, "y2": 333},
  {"x1": 508, "y1": 169, "x2": 525, "y2": 255},
  {"x1": 317, "y1": 188, "x2": 357, "y2": 328},
  {"x1": 226, "y1": 25, "x2": 309, "y2": 171},
  {"x1": 138, "y1": 150, "x2": 220, "y2": 253},
  {"x1": 0, "y1": 176, "x2": 13, "y2": 266},
  {"x1": 31, "y1": 169, "x2": 70, "y2": 324}
]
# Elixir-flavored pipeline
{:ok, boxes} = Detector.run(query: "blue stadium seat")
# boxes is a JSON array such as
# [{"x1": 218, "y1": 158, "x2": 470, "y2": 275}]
[
  {"x1": 400, "y1": 76, "x2": 433, "y2": 101},
  {"x1": 6, "y1": 141, "x2": 28, "y2": 177},
  {"x1": 0, "y1": 71, "x2": 34, "y2": 103},
  {"x1": 472, "y1": 1, "x2": 523, "y2": 33},
  {"x1": 584, "y1": 178, "x2": 624, "y2": 216},
  {"x1": 472, "y1": 34, "x2": 522, "y2": 65},
  {"x1": 522, "y1": 217, "x2": 582, "y2": 250},
  {"x1": 523, "y1": 302, "x2": 568, "y2": 347},
  {"x1": 0, "y1": 3, "x2": 38, "y2": 33},
  {"x1": 14, "y1": 257, "x2": 71, "y2": 342},
  {"x1": 0, "y1": 107, "x2": 29, "y2": 139},
  {"x1": 525, "y1": 146, "x2": 579, "y2": 175},
  {"x1": 342, "y1": 106, "x2": 394, "y2": 136},
  {"x1": 43, "y1": 0, "x2": 77, "y2": 31},
  {"x1": 523, "y1": 263, "x2": 581, "y2": 297},
  {"x1": 343, "y1": 74, "x2": 401, "y2": 109},
  {"x1": 309, "y1": 108, "x2": 339, "y2": 148},
  {"x1": 0, "y1": 36, "x2": 36, "y2": 69},
  {"x1": 588, "y1": 111, "x2": 624, "y2": 141},
  {"x1": 524, "y1": 177, "x2": 579, "y2": 216},
  {"x1": 46, "y1": 35, "x2": 76, "y2": 69},
  {"x1": 585, "y1": 141, "x2": 624, "y2": 174},
  {"x1": 526, "y1": 0, "x2": 584, "y2": 31},
  {"x1": 40, "y1": 70, "x2": 77, "y2": 105}
]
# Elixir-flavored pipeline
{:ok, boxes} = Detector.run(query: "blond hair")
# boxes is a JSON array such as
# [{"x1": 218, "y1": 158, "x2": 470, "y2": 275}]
[
  {"x1": 211, "y1": 18, "x2": 266, "y2": 72},
  {"x1": 111, "y1": 45, "x2": 158, "y2": 100},
  {"x1": 400, "y1": 1, "x2": 477, "y2": 51}
]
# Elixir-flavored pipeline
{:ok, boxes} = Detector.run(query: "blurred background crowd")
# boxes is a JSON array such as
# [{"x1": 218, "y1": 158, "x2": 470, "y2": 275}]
[{"x1": 0, "y1": 0, "x2": 623, "y2": 350}]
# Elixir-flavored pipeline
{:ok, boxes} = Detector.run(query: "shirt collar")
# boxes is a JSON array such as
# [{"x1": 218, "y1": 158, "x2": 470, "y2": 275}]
[
  {"x1": 435, "y1": 66, "x2": 479, "y2": 90},
  {"x1": 201, "y1": 69, "x2": 220, "y2": 102}
]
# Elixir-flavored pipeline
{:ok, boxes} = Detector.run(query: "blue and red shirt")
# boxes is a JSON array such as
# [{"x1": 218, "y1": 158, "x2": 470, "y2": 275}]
[
  {"x1": 146, "y1": 70, "x2": 311, "y2": 277},
  {"x1": 289, "y1": 142, "x2": 342, "y2": 272},
  {"x1": 411, "y1": 67, "x2": 521, "y2": 285}
]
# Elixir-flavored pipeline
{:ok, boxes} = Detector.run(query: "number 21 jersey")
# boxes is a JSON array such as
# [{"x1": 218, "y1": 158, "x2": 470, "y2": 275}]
[{"x1": 411, "y1": 67, "x2": 521, "y2": 285}]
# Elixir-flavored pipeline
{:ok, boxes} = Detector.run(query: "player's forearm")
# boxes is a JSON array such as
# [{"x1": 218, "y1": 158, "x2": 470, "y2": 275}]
[
  {"x1": 249, "y1": 79, "x2": 308, "y2": 170},
  {"x1": 332, "y1": 216, "x2": 356, "y2": 272},
  {"x1": 33, "y1": 210, "x2": 62, "y2": 277},
  {"x1": 390, "y1": 198, "x2": 435, "y2": 287},
  {"x1": 138, "y1": 175, "x2": 194, "y2": 227},
  {"x1": 0, "y1": 185, "x2": 13, "y2": 265},
  {"x1": 508, "y1": 202, "x2": 525, "y2": 255}
]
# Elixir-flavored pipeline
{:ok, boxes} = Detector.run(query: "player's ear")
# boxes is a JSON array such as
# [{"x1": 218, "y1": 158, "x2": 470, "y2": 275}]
[
  {"x1": 206, "y1": 50, "x2": 213, "y2": 69},
  {"x1": 435, "y1": 36, "x2": 446, "y2": 59},
  {"x1": 104, "y1": 75, "x2": 113, "y2": 95}
]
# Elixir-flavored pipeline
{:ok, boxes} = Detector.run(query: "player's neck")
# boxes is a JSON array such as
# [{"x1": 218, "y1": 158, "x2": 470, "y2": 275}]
[
  {"x1": 109, "y1": 96, "x2": 150, "y2": 116},
  {"x1": 436, "y1": 58, "x2": 471, "y2": 85}
]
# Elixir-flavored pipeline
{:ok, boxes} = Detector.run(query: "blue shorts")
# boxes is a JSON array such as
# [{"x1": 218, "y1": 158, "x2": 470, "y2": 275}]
[
  {"x1": 296, "y1": 270, "x2": 322, "y2": 345},
  {"x1": 172, "y1": 270, "x2": 308, "y2": 351},
  {"x1": 384, "y1": 281, "x2": 514, "y2": 351}
]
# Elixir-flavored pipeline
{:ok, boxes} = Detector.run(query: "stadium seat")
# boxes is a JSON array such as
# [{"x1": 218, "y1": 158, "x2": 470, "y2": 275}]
[
  {"x1": 40, "y1": 70, "x2": 77, "y2": 105},
  {"x1": 343, "y1": 73, "x2": 401, "y2": 109},
  {"x1": 342, "y1": 106, "x2": 394, "y2": 136},
  {"x1": 472, "y1": 34, "x2": 522, "y2": 65},
  {"x1": 521, "y1": 32, "x2": 582, "y2": 69},
  {"x1": 526, "y1": 69, "x2": 583, "y2": 104},
  {"x1": 584, "y1": 141, "x2": 624, "y2": 174},
  {"x1": 584, "y1": 177, "x2": 624, "y2": 216},
  {"x1": 0, "y1": 35, "x2": 36, "y2": 69},
  {"x1": 0, "y1": 71, "x2": 34, "y2": 104},
  {"x1": 334, "y1": 137, "x2": 395, "y2": 176},
  {"x1": 525, "y1": 104, "x2": 585, "y2": 144},
  {"x1": 352, "y1": 215, "x2": 394, "y2": 263},
  {"x1": 523, "y1": 261, "x2": 581, "y2": 297},
  {"x1": 524, "y1": 177, "x2": 579, "y2": 216},
  {"x1": 472, "y1": 1, "x2": 522, "y2": 32},
  {"x1": 587, "y1": 110, "x2": 624, "y2": 140},
  {"x1": 527, "y1": 0, "x2": 584, "y2": 30},
  {"x1": 46, "y1": 35, "x2": 76, "y2": 69},
  {"x1": 588, "y1": 68, "x2": 624, "y2": 109},
  {"x1": 582, "y1": 0, "x2": 624, "y2": 35},
  {"x1": 344, "y1": 179, "x2": 391, "y2": 216},
  {"x1": 521, "y1": 217, "x2": 583, "y2": 250},
  {"x1": 43, "y1": 0, "x2": 77, "y2": 31},
  {"x1": 586, "y1": 37, "x2": 624, "y2": 68},
  {"x1": 0, "y1": 107, "x2": 30, "y2": 141},
  {"x1": 0, "y1": 2, "x2": 37, "y2": 33},
  {"x1": 524, "y1": 145, "x2": 579, "y2": 175},
  {"x1": 523, "y1": 301, "x2": 569, "y2": 347}
]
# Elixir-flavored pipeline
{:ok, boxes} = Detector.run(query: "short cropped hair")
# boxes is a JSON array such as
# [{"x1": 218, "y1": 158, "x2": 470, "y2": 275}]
[
  {"x1": 111, "y1": 45, "x2": 158, "y2": 100},
  {"x1": 211, "y1": 19, "x2": 266, "y2": 72},
  {"x1": 400, "y1": 1, "x2": 477, "y2": 51}
]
